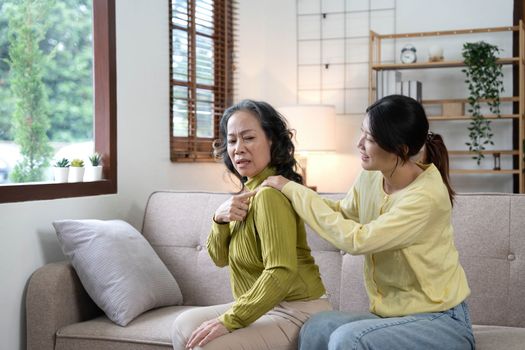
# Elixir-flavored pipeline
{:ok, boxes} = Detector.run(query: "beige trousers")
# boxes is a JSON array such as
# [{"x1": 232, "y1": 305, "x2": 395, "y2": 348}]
[{"x1": 171, "y1": 298, "x2": 332, "y2": 350}]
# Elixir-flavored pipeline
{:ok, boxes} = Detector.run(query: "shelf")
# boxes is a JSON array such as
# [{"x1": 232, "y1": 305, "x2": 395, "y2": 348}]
[
  {"x1": 451, "y1": 169, "x2": 520, "y2": 175},
  {"x1": 373, "y1": 25, "x2": 519, "y2": 40},
  {"x1": 372, "y1": 58, "x2": 518, "y2": 71},
  {"x1": 449, "y1": 150, "x2": 519, "y2": 156},
  {"x1": 423, "y1": 97, "x2": 519, "y2": 104},
  {"x1": 428, "y1": 114, "x2": 519, "y2": 121},
  {"x1": 369, "y1": 22, "x2": 525, "y2": 192}
]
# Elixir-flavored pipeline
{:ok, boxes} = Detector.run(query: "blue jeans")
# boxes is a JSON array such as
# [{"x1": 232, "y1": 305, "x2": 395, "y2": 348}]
[{"x1": 299, "y1": 301, "x2": 475, "y2": 350}]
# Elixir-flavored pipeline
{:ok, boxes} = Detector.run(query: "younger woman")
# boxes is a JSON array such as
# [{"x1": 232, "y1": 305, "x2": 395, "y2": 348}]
[{"x1": 263, "y1": 95, "x2": 475, "y2": 350}]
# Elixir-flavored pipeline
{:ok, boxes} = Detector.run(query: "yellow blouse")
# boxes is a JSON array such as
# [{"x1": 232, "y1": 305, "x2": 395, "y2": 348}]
[
  {"x1": 207, "y1": 167, "x2": 326, "y2": 331},
  {"x1": 282, "y1": 163, "x2": 470, "y2": 317}
]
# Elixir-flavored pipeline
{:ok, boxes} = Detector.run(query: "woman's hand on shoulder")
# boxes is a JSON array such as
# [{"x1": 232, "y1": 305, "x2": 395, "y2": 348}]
[
  {"x1": 186, "y1": 318, "x2": 229, "y2": 348},
  {"x1": 261, "y1": 175, "x2": 290, "y2": 192},
  {"x1": 214, "y1": 191, "x2": 256, "y2": 223}
]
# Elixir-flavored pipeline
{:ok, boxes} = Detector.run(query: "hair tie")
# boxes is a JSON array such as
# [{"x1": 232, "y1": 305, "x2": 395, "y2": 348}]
[{"x1": 427, "y1": 131, "x2": 435, "y2": 142}]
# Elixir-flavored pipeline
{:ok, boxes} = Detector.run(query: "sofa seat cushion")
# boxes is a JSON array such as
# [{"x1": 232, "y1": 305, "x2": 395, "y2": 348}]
[
  {"x1": 55, "y1": 309, "x2": 525, "y2": 350},
  {"x1": 473, "y1": 324, "x2": 525, "y2": 350},
  {"x1": 55, "y1": 306, "x2": 194, "y2": 350}
]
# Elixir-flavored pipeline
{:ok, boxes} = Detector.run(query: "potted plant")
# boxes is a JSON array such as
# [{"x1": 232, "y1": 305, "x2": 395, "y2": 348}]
[
  {"x1": 69, "y1": 158, "x2": 85, "y2": 182},
  {"x1": 53, "y1": 158, "x2": 70, "y2": 183},
  {"x1": 462, "y1": 41, "x2": 504, "y2": 164},
  {"x1": 85, "y1": 152, "x2": 103, "y2": 181}
]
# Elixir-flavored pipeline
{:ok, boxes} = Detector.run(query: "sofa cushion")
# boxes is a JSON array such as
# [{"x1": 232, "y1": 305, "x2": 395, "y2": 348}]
[
  {"x1": 339, "y1": 253, "x2": 369, "y2": 313},
  {"x1": 452, "y1": 194, "x2": 525, "y2": 328},
  {"x1": 142, "y1": 192, "x2": 234, "y2": 306},
  {"x1": 301, "y1": 192, "x2": 347, "y2": 310},
  {"x1": 472, "y1": 325, "x2": 525, "y2": 350},
  {"x1": 56, "y1": 306, "x2": 193, "y2": 350},
  {"x1": 53, "y1": 219, "x2": 183, "y2": 326}
]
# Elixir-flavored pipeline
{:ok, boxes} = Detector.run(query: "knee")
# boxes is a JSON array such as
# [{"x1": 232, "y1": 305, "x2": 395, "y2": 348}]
[
  {"x1": 301, "y1": 311, "x2": 336, "y2": 336},
  {"x1": 171, "y1": 314, "x2": 187, "y2": 350},
  {"x1": 171, "y1": 310, "x2": 200, "y2": 349},
  {"x1": 329, "y1": 325, "x2": 383, "y2": 350},
  {"x1": 299, "y1": 311, "x2": 343, "y2": 349},
  {"x1": 328, "y1": 324, "x2": 373, "y2": 350}
]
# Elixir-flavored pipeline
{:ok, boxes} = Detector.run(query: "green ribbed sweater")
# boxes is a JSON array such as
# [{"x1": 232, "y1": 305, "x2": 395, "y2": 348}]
[{"x1": 207, "y1": 167, "x2": 326, "y2": 331}]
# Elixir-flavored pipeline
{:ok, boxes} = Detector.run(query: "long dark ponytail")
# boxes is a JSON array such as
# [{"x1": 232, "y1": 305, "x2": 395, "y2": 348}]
[{"x1": 424, "y1": 133, "x2": 455, "y2": 204}]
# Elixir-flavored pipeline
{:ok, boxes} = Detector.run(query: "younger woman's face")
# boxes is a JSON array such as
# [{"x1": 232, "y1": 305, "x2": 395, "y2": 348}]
[
  {"x1": 226, "y1": 110, "x2": 272, "y2": 178},
  {"x1": 357, "y1": 115, "x2": 398, "y2": 172}
]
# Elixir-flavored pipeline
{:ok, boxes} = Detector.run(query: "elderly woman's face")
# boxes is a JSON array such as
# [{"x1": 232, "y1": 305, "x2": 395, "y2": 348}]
[{"x1": 227, "y1": 110, "x2": 272, "y2": 178}]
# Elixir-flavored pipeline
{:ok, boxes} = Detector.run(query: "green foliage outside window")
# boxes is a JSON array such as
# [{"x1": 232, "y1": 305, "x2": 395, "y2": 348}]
[
  {"x1": 0, "y1": 0, "x2": 93, "y2": 143},
  {"x1": 6, "y1": 0, "x2": 54, "y2": 182},
  {"x1": 41, "y1": 0, "x2": 93, "y2": 142},
  {"x1": 0, "y1": 0, "x2": 93, "y2": 183},
  {"x1": 0, "y1": 10, "x2": 13, "y2": 140}
]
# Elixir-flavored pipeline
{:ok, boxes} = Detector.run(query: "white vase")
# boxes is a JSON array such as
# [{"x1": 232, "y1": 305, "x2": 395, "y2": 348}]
[
  {"x1": 428, "y1": 45, "x2": 444, "y2": 62},
  {"x1": 53, "y1": 167, "x2": 69, "y2": 183},
  {"x1": 84, "y1": 166, "x2": 103, "y2": 181},
  {"x1": 69, "y1": 167, "x2": 85, "y2": 182}
]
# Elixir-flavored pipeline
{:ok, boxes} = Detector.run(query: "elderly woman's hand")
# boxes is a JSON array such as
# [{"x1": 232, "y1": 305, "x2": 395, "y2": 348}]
[
  {"x1": 186, "y1": 318, "x2": 229, "y2": 349},
  {"x1": 214, "y1": 191, "x2": 256, "y2": 223},
  {"x1": 261, "y1": 175, "x2": 290, "y2": 191}
]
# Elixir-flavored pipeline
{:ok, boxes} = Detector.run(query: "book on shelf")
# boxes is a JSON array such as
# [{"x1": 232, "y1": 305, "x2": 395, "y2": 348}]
[
  {"x1": 377, "y1": 71, "x2": 401, "y2": 99},
  {"x1": 409, "y1": 80, "x2": 422, "y2": 102},
  {"x1": 376, "y1": 71, "x2": 383, "y2": 99},
  {"x1": 401, "y1": 81, "x2": 410, "y2": 96},
  {"x1": 399, "y1": 80, "x2": 422, "y2": 102}
]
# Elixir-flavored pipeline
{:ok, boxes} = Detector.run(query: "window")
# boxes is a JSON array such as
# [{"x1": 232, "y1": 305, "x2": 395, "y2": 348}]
[
  {"x1": 0, "y1": 0, "x2": 116, "y2": 203},
  {"x1": 170, "y1": 0, "x2": 234, "y2": 161}
]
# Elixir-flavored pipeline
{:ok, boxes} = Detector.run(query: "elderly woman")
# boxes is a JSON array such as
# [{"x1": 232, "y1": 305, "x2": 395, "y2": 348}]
[{"x1": 171, "y1": 99, "x2": 331, "y2": 350}]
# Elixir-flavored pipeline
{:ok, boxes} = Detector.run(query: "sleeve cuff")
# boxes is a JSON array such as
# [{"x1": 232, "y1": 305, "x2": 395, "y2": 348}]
[
  {"x1": 218, "y1": 312, "x2": 243, "y2": 332},
  {"x1": 211, "y1": 220, "x2": 231, "y2": 236}
]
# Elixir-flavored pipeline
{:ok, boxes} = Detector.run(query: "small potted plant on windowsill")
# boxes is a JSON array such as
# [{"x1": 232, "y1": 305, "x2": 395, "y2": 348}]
[
  {"x1": 85, "y1": 152, "x2": 103, "y2": 181},
  {"x1": 53, "y1": 158, "x2": 70, "y2": 183},
  {"x1": 69, "y1": 158, "x2": 85, "y2": 182}
]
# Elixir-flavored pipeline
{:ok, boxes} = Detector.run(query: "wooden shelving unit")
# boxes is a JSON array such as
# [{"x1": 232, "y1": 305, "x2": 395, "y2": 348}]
[
  {"x1": 368, "y1": 22, "x2": 525, "y2": 193},
  {"x1": 448, "y1": 150, "x2": 519, "y2": 156},
  {"x1": 427, "y1": 114, "x2": 519, "y2": 121},
  {"x1": 451, "y1": 169, "x2": 520, "y2": 175},
  {"x1": 371, "y1": 57, "x2": 518, "y2": 70}
]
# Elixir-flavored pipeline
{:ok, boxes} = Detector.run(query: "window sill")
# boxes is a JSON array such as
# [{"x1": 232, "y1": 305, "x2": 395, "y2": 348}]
[{"x1": 0, "y1": 179, "x2": 117, "y2": 203}]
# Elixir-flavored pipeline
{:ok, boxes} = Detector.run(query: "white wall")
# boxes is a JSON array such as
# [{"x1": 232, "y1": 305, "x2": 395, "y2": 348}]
[
  {"x1": 0, "y1": 1, "x2": 515, "y2": 349},
  {"x1": 0, "y1": 196, "x2": 120, "y2": 350},
  {"x1": 236, "y1": 0, "x2": 362, "y2": 192}
]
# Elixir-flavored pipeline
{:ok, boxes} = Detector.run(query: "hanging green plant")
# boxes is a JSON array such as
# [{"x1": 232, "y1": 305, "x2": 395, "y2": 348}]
[{"x1": 461, "y1": 41, "x2": 504, "y2": 165}]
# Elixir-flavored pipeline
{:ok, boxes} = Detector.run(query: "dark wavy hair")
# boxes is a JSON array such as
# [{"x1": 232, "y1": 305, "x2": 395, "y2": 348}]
[
  {"x1": 366, "y1": 95, "x2": 455, "y2": 204},
  {"x1": 213, "y1": 99, "x2": 303, "y2": 187}
]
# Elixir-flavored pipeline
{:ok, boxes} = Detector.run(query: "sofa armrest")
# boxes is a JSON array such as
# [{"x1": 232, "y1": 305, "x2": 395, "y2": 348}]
[{"x1": 26, "y1": 261, "x2": 102, "y2": 350}]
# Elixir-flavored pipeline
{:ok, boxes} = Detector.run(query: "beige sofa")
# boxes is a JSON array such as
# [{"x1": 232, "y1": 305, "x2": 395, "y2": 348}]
[{"x1": 27, "y1": 191, "x2": 525, "y2": 349}]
